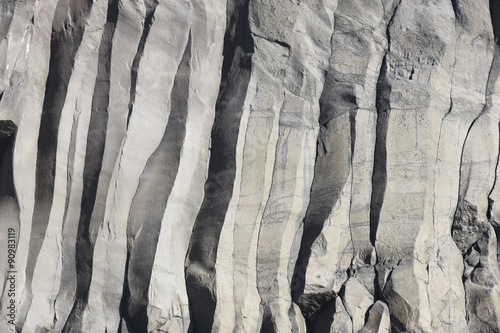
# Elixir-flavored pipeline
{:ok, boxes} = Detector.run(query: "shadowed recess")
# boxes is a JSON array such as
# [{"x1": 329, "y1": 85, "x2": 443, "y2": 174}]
[
  {"x1": 369, "y1": 56, "x2": 390, "y2": 246},
  {"x1": 291, "y1": 69, "x2": 353, "y2": 320},
  {"x1": 119, "y1": 33, "x2": 192, "y2": 333},
  {"x1": 260, "y1": 307, "x2": 275, "y2": 333},
  {"x1": 0, "y1": 122, "x2": 18, "y2": 198},
  {"x1": 63, "y1": 0, "x2": 119, "y2": 330},
  {"x1": 491, "y1": 0, "x2": 500, "y2": 44},
  {"x1": 184, "y1": 0, "x2": 254, "y2": 331},
  {"x1": 369, "y1": 0, "x2": 400, "y2": 262},
  {"x1": 306, "y1": 297, "x2": 336, "y2": 333},
  {"x1": 127, "y1": 0, "x2": 159, "y2": 126},
  {"x1": 19, "y1": 0, "x2": 94, "y2": 329}
]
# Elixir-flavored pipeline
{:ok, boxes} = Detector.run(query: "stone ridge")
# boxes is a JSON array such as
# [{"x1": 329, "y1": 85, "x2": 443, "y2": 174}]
[{"x1": 0, "y1": 0, "x2": 499, "y2": 332}]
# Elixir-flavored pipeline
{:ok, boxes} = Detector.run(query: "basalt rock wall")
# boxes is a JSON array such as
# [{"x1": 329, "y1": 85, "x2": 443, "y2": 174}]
[{"x1": 1, "y1": 0, "x2": 500, "y2": 332}]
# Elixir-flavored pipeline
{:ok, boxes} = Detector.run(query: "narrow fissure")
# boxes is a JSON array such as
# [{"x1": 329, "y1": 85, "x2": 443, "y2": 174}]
[
  {"x1": 369, "y1": 106, "x2": 388, "y2": 245},
  {"x1": 127, "y1": 0, "x2": 158, "y2": 126},
  {"x1": 369, "y1": 46, "x2": 392, "y2": 246}
]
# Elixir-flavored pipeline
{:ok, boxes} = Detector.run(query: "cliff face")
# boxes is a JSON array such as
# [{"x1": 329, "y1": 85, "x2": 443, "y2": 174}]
[{"x1": 1, "y1": 0, "x2": 500, "y2": 332}]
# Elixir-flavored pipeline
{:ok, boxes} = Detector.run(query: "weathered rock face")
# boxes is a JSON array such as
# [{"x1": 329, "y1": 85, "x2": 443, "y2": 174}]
[{"x1": 1, "y1": 0, "x2": 500, "y2": 332}]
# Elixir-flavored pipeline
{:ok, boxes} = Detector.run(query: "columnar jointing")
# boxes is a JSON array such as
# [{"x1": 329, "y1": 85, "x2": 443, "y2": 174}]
[
  {"x1": 120, "y1": 33, "x2": 191, "y2": 333},
  {"x1": 4, "y1": 0, "x2": 500, "y2": 331},
  {"x1": 63, "y1": 0, "x2": 118, "y2": 330},
  {"x1": 184, "y1": 0, "x2": 254, "y2": 331},
  {"x1": 21, "y1": 0, "x2": 94, "y2": 329}
]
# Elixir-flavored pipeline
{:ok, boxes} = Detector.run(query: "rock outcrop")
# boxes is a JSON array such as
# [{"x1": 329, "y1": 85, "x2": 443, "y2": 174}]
[{"x1": 1, "y1": 0, "x2": 500, "y2": 332}]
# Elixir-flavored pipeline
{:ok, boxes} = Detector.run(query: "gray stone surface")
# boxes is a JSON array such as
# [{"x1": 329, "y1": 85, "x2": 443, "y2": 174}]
[{"x1": 1, "y1": 0, "x2": 500, "y2": 332}]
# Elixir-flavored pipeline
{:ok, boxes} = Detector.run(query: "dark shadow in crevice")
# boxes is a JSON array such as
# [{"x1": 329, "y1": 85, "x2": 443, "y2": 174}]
[
  {"x1": 369, "y1": 57, "x2": 390, "y2": 246},
  {"x1": 127, "y1": 0, "x2": 159, "y2": 126}
]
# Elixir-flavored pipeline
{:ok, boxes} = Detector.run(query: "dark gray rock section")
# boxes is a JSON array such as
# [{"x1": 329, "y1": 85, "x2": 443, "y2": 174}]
[
  {"x1": 184, "y1": 0, "x2": 254, "y2": 331},
  {"x1": 64, "y1": 0, "x2": 119, "y2": 330},
  {"x1": 453, "y1": 200, "x2": 489, "y2": 254},
  {"x1": 20, "y1": 0, "x2": 94, "y2": 329}
]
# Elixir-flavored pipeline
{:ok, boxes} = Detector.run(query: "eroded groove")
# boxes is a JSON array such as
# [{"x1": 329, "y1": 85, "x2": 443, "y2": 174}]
[
  {"x1": 369, "y1": 56, "x2": 390, "y2": 246},
  {"x1": 184, "y1": 0, "x2": 254, "y2": 330},
  {"x1": 127, "y1": 0, "x2": 158, "y2": 125},
  {"x1": 63, "y1": 0, "x2": 119, "y2": 330},
  {"x1": 119, "y1": 33, "x2": 191, "y2": 333},
  {"x1": 20, "y1": 0, "x2": 94, "y2": 329}
]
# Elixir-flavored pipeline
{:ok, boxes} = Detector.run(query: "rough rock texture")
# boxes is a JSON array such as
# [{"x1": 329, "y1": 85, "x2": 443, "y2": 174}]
[{"x1": 1, "y1": 0, "x2": 500, "y2": 332}]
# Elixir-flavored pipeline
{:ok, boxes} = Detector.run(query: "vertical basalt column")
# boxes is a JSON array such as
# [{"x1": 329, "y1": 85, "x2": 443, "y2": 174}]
[
  {"x1": 63, "y1": 0, "x2": 119, "y2": 330},
  {"x1": 292, "y1": 67, "x2": 353, "y2": 318},
  {"x1": 374, "y1": 0, "x2": 488, "y2": 332},
  {"x1": 120, "y1": 35, "x2": 191, "y2": 332},
  {"x1": 292, "y1": 2, "x2": 392, "y2": 329},
  {"x1": 90, "y1": 0, "x2": 193, "y2": 330},
  {"x1": 452, "y1": 44, "x2": 500, "y2": 332},
  {"x1": 20, "y1": 0, "x2": 94, "y2": 328},
  {"x1": 78, "y1": 1, "x2": 155, "y2": 330},
  {"x1": 251, "y1": 0, "x2": 335, "y2": 330},
  {"x1": 430, "y1": 0, "x2": 496, "y2": 331},
  {"x1": 345, "y1": 0, "x2": 392, "y2": 272},
  {"x1": 184, "y1": 0, "x2": 254, "y2": 330},
  {"x1": 144, "y1": 0, "x2": 226, "y2": 331}
]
